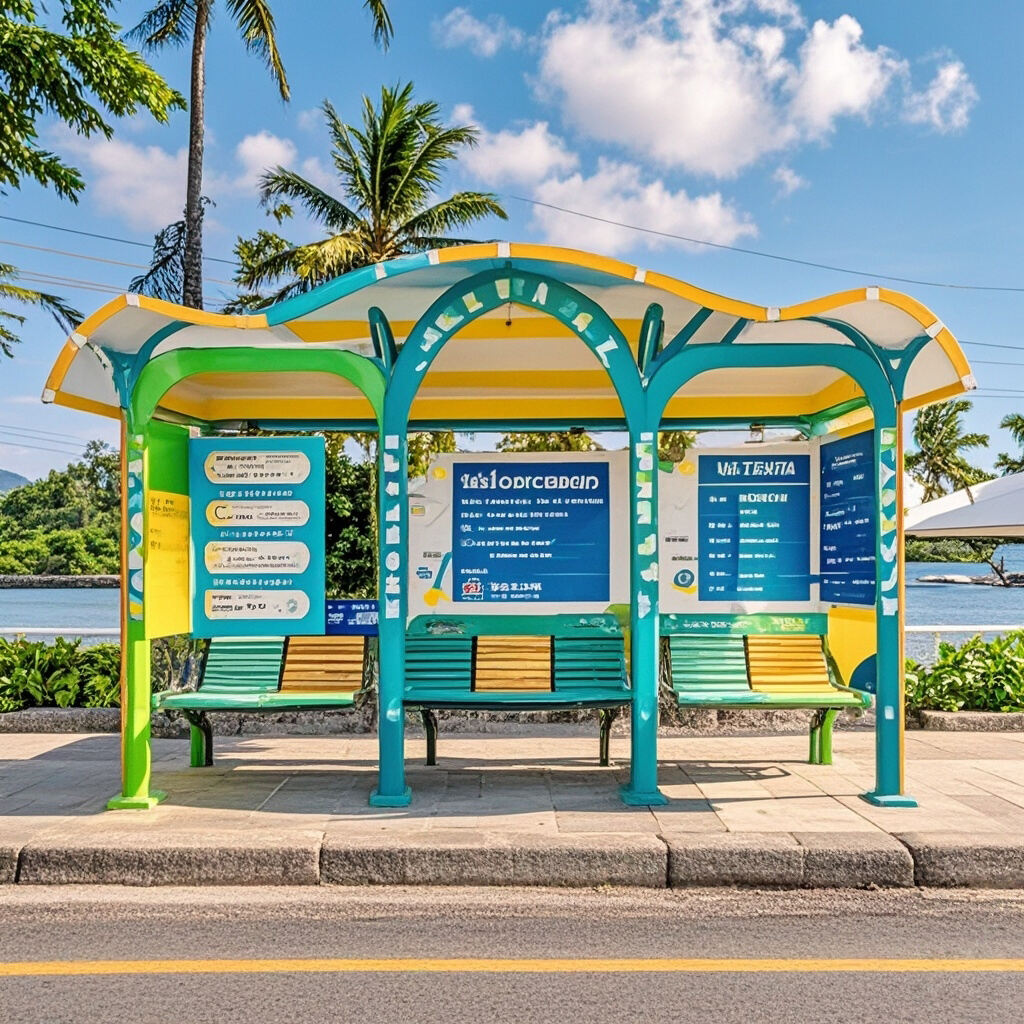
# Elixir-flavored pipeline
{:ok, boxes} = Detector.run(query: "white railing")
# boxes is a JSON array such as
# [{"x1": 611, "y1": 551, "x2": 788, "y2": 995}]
[
  {"x1": 906, "y1": 624, "x2": 1023, "y2": 663},
  {"x1": 0, "y1": 627, "x2": 119, "y2": 637}
]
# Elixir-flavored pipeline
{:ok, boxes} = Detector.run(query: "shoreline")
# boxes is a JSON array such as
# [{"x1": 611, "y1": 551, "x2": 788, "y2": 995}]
[{"x1": 0, "y1": 575, "x2": 119, "y2": 589}]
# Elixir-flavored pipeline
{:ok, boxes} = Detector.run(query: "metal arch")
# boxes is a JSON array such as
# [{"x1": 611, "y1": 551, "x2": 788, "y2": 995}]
[
  {"x1": 645, "y1": 342, "x2": 898, "y2": 430},
  {"x1": 384, "y1": 266, "x2": 646, "y2": 431},
  {"x1": 128, "y1": 346, "x2": 388, "y2": 429}
]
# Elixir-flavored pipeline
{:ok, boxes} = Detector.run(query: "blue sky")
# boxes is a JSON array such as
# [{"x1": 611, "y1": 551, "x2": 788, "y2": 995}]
[{"x1": 2, "y1": 0, "x2": 1022, "y2": 480}]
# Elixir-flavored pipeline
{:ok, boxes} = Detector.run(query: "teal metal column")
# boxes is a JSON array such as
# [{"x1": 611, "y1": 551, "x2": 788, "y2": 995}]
[
  {"x1": 370, "y1": 421, "x2": 412, "y2": 806},
  {"x1": 621, "y1": 427, "x2": 667, "y2": 805},
  {"x1": 862, "y1": 416, "x2": 917, "y2": 807}
]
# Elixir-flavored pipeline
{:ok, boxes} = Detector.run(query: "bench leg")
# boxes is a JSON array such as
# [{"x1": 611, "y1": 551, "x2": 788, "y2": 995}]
[
  {"x1": 808, "y1": 710, "x2": 824, "y2": 765},
  {"x1": 186, "y1": 712, "x2": 213, "y2": 768},
  {"x1": 819, "y1": 709, "x2": 839, "y2": 766},
  {"x1": 598, "y1": 708, "x2": 619, "y2": 767},
  {"x1": 421, "y1": 710, "x2": 438, "y2": 766}
]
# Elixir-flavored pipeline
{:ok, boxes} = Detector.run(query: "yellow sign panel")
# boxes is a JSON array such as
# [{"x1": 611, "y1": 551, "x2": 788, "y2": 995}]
[{"x1": 145, "y1": 489, "x2": 190, "y2": 638}]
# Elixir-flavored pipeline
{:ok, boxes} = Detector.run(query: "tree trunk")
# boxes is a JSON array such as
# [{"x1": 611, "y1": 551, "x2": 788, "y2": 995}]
[{"x1": 182, "y1": 0, "x2": 210, "y2": 310}]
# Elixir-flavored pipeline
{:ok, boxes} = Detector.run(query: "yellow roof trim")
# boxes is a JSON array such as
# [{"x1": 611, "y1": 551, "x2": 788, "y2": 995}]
[
  {"x1": 875, "y1": 288, "x2": 971, "y2": 379},
  {"x1": 643, "y1": 272, "x2": 765, "y2": 320},
  {"x1": 52, "y1": 390, "x2": 122, "y2": 420},
  {"x1": 132, "y1": 294, "x2": 267, "y2": 330},
  {"x1": 778, "y1": 289, "x2": 869, "y2": 320}
]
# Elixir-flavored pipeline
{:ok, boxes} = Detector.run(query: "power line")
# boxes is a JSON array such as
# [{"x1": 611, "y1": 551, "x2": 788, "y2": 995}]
[
  {"x1": 0, "y1": 214, "x2": 236, "y2": 266},
  {"x1": 0, "y1": 427, "x2": 83, "y2": 452},
  {"x1": 506, "y1": 194, "x2": 1024, "y2": 294},
  {"x1": 0, "y1": 422, "x2": 88, "y2": 442},
  {"x1": 0, "y1": 438, "x2": 86, "y2": 456},
  {"x1": 962, "y1": 340, "x2": 1024, "y2": 353}
]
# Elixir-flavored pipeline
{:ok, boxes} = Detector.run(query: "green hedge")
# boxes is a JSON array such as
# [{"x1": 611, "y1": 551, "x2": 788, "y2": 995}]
[
  {"x1": 906, "y1": 631, "x2": 1024, "y2": 713},
  {"x1": 0, "y1": 638, "x2": 120, "y2": 712}
]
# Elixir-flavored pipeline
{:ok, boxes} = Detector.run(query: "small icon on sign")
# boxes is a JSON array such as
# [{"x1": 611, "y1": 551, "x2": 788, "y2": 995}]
[{"x1": 672, "y1": 568, "x2": 697, "y2": 594}]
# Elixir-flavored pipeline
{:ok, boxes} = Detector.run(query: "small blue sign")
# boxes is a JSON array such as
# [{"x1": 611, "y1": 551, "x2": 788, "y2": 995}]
[
  {"x1": 697, "y1": 454, "x2": 811, "y2": 602},
  {"x1": 325, "y1": 599, "x2": 379, "y2": 636},
  {"x1": 451, "y1": 461, "x2": 611, "y2": 603},
  {"x1": 820, "y1": 431, "x2": 876, "y2": 606}
]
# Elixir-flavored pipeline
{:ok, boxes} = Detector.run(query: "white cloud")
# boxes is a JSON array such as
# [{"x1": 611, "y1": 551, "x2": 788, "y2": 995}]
[
  {"x1": 904, "y1": 60, "x2": 978, "y2": 133},
  {"x1": 772, "y1": 165, "x2": 806, "y2": 196},
  {"x1": 56, "y1": 132, "x2": 187, "y2": 230},
  {"x1": 537, "y1": 1, "x2": 970, "y2": 179},
  {"x1": 788, "y1": 15, "x2": 905, "y2": 136},
  {"x1": 456, "y1": 106, "x2": 578, "y2": 186},
  {"x1": 531, "y1": 159, "x2": 757, "y2": 255},
  {"x1": 234, "y1": 131, "x2": 298, "y2": 191},
  {"x1": 433, "y1": 7, "x2": 525, "y2": 58},
  {"x1": 297, "y1": 108, "x2": 322, "y2": 132}
]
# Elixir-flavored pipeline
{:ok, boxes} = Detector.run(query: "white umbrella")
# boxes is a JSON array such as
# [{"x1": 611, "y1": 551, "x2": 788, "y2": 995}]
[{"x1": 904, "y1": 473, "x2": 1024, "y2": 538}]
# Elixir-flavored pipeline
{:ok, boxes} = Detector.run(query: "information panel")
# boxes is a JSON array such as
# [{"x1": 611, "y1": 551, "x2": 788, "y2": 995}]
[
  {"x1": 697, "y1": 454, "x2": 811, "y2": 601},
  {"x1": 820, "y1": 431, "x2": 876, "y2": 605},
  {"x1": 451, "y1": 461, "x2": 611, "y2": 603},
  {"x1": 189, "y1": 436, "x2": 325, "y2": 637}
]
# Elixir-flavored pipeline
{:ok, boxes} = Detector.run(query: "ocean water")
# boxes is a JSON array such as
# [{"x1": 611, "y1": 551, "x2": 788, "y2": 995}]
[{"x1": 2, "y1": 546, "x2": 1023, "y2": 657}]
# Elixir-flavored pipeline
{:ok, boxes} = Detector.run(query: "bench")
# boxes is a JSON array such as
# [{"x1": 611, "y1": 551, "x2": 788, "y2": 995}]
[
  {"x1": 154, "y1": 634, "x2": 370, "y2": 766},
  {"x1": 403, "y1": 614, "x2": 631, "y2": 767},
  {"x1": 662, "y1": 614, "x2": 871, "y2": 765}
]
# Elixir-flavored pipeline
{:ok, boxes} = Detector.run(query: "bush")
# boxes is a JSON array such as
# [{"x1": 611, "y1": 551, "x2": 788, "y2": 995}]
[
  {"x1": 0, "y1": 638, "x2": 121, "y2": 712},
  {"x1": 906, "y1": 631, "x2": 1024, "y2": 713}
]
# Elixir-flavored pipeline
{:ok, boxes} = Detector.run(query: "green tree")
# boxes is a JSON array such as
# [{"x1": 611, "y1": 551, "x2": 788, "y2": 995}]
[
  {"x1": 658, "y1": 430, "x2": 696, "y2": 463},
  {"x1": 229, "y1": 84, "x2": 506, "y2": 308},
  {"x1": 0, "y1": 0, "x2": 182, "y2": 351},
  {"x1": 497, "y1": 430, "x2": 601, "y2": 453},
  {"x1": 995, "y1": 413, "x2": 1024, "y2": 476},
  {"x1": 129, "y1": 0, "x2": 393, "y2": 309},
  {"x1": 905, "y1": 399, "x2": 991, "y2": 502}
]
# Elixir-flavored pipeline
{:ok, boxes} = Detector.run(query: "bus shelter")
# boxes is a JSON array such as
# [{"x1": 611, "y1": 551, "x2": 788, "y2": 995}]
[{"x1": 43, "y1": 244, "x2": 974, "y2": 810}]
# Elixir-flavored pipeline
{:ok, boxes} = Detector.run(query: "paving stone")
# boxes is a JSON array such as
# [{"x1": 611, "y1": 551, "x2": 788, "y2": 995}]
[
  {"x1": 666, "y1": 832, "x2": 804, "y2": 888},
  {"x1": 897, "y1": 831, "x2": 1024, "y2": 888},
  {"x1": 794, "y1": 831, "x2": 914, "y2": 888},
  {"x1": 18, "y1": 829, "x2": 322, "y2": 886}
]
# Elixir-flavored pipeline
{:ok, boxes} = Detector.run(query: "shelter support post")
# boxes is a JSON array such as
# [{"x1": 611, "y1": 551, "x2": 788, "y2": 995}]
[
  {"x1": 862, "y1": 416, "x2": 916, "y2": 807},
  {"x1": 371, "y1": 429, "x2": 412, "y2": 806},
  {"x1": 621, "y1": 430, "x2": 667, "y2": 805},
  {"x1": 107, "y1": 422, "x2": 164, "y2": 809}
]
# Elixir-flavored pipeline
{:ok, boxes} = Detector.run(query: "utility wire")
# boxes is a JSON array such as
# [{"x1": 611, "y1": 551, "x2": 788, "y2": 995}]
[
  {"x1": 0, "y1": 427, "x2": 83, "y2": 451},
  {"x1": 0, "y1": 422, "x2": 89, "y2": 442},
  {"x1": 0, "y1": 214, "x2": 236, "y2": 266},
  {"x1": 506, "y1": 194, "x2": 1024, "y2": 294},
  {"x1": 0, "y1": 438, "x2": 87, "y2": 456}
]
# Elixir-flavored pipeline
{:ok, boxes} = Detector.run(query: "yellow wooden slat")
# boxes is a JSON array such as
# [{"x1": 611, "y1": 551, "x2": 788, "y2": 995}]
[
  {"x1": 474, "y1": 635, "x2": 552, "y2": 693},
  {"x1": 279, "y1": 636, "x2": 367, "y2": 693}
]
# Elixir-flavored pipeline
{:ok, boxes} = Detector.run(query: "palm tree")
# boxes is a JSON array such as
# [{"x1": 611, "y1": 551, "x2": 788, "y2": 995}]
[
  {"x1": 995, "y1": 413, "x2": 1024, "y2": 476},
  {"x1": 0, "y1": 263, "x2": 81, "y2": 358},
  {"x1": 905, "y1": 399, "x2": 991, "y2": 501},
  {"x1": 230, "y1": 84, "x2": 507, "y2": 307},
  {"x1": 129, "y1": 0, "x2": 393, "y2": 310}
]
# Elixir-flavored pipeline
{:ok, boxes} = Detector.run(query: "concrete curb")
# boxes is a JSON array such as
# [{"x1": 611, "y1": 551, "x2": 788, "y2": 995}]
[
  {"x1": 1, "y1": 845, "x2": 18, "y2": 885},
  {"x1": 666, "y1": 832, "x2": 915, "y2": 888},
  {"x1": 321, "y1": 831, "x2": 668, "y2": 888},
  {"x1": 17, "y1": 830, "x2": 323, "y2": 886},
  {"x1": 917, "y1": 711, "x2": 1024, "y2": 732},
  {"x1": 896, "y1": 832, "x2": 1024, "y2": 888}
]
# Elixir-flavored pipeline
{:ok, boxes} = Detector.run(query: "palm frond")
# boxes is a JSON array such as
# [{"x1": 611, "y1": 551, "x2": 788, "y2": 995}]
[
  {"x1": 400, "y1": 192, "x2": 507, "y2": 242},
  {"x1": 127, "y1": 0, "x2": 197, "y2": 48},
  {"x1": 0, "y1": 262, "x2": 82, "y2": 356},
  {"x1": 259, "y1": 165, "x2": 360, "y2": 231},
  {"x1": 224, "y1": 0, "x2": 290, "y2": 100},
  {"x1": 363, "y1": 0, "x2": 394, "y2": 48}
]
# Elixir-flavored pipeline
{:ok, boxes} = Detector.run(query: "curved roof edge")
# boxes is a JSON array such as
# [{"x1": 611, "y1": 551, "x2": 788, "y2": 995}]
[{"x1": 42, "y1": 242, "x2": 973, "y2": 416}]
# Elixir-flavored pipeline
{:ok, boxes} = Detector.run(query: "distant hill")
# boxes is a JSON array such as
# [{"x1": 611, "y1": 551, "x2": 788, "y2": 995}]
[{"x1": 0, "y1": 469, "x2": 30, "y2": 493}]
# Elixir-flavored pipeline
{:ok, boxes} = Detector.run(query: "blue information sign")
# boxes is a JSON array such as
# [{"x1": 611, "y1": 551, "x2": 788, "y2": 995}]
[
  {"x1": 820, "y1": 431, "x2": 877, "y2": 605},
  {"x1": 451, "y1": 461, "x2": 611, "y2": 603},
  {"x1": 697, "y1": 454, "x2": 811, "y2": 601},
  {"x1": 325, "y1": 599, "x2": 378, "y2": 636},
  {"x1": 189, "y1": 436, "x2": 326, "y2": 637}
]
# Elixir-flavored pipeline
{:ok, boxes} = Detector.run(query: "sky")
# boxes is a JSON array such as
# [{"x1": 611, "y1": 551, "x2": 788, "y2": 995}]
[{"x1": 2, "y1": 0, "x2": 1022, "y2": 481}]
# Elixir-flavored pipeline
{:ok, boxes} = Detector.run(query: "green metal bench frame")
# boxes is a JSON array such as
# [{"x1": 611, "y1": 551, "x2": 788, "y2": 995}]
[
  {"x1": 662, "y1": 614, "x2": 872, "y2": 765},
  {"x1": 404, "y1": 614, "x2": 631, "y2": 767},
  {"x1": 153, "y1": 635, "x2": 369, "y2": 766}
]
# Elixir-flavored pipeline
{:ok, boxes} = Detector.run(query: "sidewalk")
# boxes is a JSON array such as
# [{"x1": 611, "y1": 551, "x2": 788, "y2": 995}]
[{"x1": 3, "y1": 730, "x2": 1024, "y2": 888}]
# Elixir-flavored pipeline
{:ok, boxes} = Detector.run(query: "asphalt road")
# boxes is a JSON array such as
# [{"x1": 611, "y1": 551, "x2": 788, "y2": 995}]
[{"x1": 2, "y1": 887, "x2": 1024, "y2": 1023}]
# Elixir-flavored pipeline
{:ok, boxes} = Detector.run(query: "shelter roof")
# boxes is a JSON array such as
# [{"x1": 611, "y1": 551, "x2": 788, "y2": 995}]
[{"x1": 42, "y1": 243, "x2": 974, "y2": 427}]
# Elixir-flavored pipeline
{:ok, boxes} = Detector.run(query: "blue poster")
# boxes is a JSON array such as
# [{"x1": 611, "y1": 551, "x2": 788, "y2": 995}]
[
  {"x1": 451, "y1": 461, "x2": 610, "y2": 603},
  {"x1": 189, "y1": 436, "x2": 326, "y2": 637},
  {"x1": 325, "y1": 599, "x2": 378, "y2": 635},
  {"x1": 820, "y1": 431, "x2": 877, "y2": 605},
  {"x1": 697, "y1": 454, "x2": 810, "y2": 601}
]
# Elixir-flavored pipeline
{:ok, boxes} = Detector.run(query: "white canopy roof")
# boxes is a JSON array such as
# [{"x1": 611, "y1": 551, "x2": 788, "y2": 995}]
[{"x1": 905, "y1": 474, "x2": 1024, "y2": 538}]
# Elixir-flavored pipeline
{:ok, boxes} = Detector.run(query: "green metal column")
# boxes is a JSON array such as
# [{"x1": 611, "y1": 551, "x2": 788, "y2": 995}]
[
  {"x1": 621, "y1": 429, "x2": 667, "y2": 805},
  {"x1": 107, "y1": 421, "x2": 164, "y2": 809},
  {"x1": 862, "y1": 417, "x2": 916, "y2": 806},
  {"x1": 370, "y1": 426, "x2": 412, "y2": 806}
]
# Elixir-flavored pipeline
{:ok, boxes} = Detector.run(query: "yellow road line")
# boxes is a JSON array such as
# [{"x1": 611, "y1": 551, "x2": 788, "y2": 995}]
[{"x1": 2, "y1": 958, "x2": 1024, "y2": 977}]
